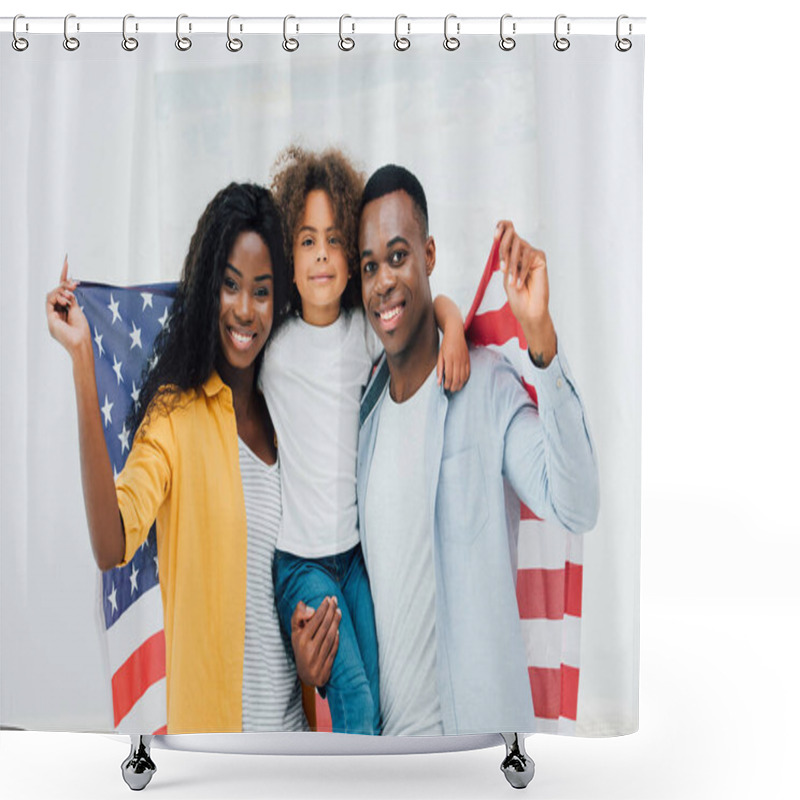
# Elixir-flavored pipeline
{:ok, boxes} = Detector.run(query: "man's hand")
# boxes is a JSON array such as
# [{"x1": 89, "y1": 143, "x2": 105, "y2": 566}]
[
  {"x1": 496, "y1": 221, "x2": 557, "y2": 368},
  {"x1": 290, "y1": 597, "x2": 340, "y2": 687}
]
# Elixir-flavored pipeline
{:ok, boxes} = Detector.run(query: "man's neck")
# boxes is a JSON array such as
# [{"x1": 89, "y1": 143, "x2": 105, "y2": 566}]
[{"x1": 386, "y1": 318, "x2": 439, "y2": 403}]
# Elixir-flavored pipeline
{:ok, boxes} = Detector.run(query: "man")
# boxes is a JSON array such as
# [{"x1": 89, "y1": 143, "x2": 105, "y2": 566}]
[{"x1": 356, "y1": 165, "x2": 599, "y2": 735}]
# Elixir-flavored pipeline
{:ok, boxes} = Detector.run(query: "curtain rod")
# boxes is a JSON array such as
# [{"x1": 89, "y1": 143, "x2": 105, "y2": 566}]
[{"x1": 1, "y1": 16, "x2": 646, "y2": 37}]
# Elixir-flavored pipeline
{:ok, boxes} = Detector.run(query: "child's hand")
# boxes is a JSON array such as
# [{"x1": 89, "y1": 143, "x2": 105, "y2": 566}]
[
  {"x1": 437, "y1": 324, "x2": 471, "y2": 392},
  {"x1": 46, "y1": 256, "x2": 90, "y2": 357}
]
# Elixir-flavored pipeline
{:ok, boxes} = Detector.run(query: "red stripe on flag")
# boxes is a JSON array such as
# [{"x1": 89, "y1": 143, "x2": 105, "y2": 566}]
[
  {"x1": 464, "y1": 239, "x2": 501, "y2": 329},
  {"x1": 315, "y1": 694, "x2": 332, "y2": 733},
  {"x1": 517, "y1": 568, "x2": 565, "y2": 619},
  {"x1": 529, "y1": 667, "x2": 561, "y2": 719},
  {"x1": 565, "y1": 562, "x2": 583, "y2": 617},
  {"x1": 468, "y1": 306, "x2": 528, "y2": 351},
  {"x1": 520, "y1": 502, "x2": 542, "y2": 521},
  {"x1": 112, "y1": 631, "x2": 166, "y2": 727},
  {"x1": 152, "y1": 725, "x2": 167, "y2": 735},
  {"x1": 529, "y1": 665, "x2": 580, "y2": 721},
  {"x1": 561, "y1": 664, "x2": 580, "y2": 721}
]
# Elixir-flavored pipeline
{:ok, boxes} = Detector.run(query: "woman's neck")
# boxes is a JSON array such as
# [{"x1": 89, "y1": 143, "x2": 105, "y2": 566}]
[{"x1": 216, "y1": 359, "x2": 257, "y2": 417}]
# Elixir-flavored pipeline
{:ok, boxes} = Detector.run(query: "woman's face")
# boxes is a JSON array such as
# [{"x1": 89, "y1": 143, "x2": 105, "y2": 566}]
[
  {"x1": 218, "y1": 230, "x2": 274, "y2": 371},
  {"x1": 292, "y1": 189, "x2": 350, "y2": 326}
]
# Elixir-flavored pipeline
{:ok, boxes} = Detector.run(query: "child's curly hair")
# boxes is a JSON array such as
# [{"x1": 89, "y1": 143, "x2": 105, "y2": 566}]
[{"x1": 270, "y1": 146, "x2": 366, "y2": 315}]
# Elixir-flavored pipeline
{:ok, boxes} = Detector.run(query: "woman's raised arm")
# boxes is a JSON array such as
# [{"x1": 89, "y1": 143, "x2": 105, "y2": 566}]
[{"x1": 46, "y1": 258, "x2": 125, "y2": 570}]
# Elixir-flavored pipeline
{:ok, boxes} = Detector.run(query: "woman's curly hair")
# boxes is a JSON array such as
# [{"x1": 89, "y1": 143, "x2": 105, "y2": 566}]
[
  {"x1": 130, "y1": 182, "x2": 289, "y2": 434},
  {"x1": 270, "y1": 146, "x2": 365, "y2": 315}
]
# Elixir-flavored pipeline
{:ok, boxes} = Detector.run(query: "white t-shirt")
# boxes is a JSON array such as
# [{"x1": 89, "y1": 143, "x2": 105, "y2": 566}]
[
  {"x1": 259, "y1": 308, "x2": 383, "y2": 558},
  {"x1": 363, "y1": 368, "x2": 444, "y2": 736}
]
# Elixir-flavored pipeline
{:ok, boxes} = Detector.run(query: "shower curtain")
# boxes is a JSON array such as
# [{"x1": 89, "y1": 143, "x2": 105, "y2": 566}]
[{"x1": 0, "y1": 21, "x2": 643, "y2": 739}]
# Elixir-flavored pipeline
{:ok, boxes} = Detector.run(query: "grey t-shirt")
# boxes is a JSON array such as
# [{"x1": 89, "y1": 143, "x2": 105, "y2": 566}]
[{"x1": 238, "y1": 439, "x2": 307, "y2": 732}]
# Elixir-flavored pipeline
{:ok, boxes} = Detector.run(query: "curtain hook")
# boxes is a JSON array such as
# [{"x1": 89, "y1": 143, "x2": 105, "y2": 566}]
[
  {"x1": 615, "y1": 15, "x2": 632, "y2": 51},
  {"x1": 283, "y1": 15, "x2": 299, "y2": 52},
  {"x1": 176, "y1": 14, "x2": 192, "y2": 51},
  {"x1": 122, "y1": 14, "x2": 139, "y2": 52},
  {"x1": 339, "y1": 14, "x2": 355, "y2": 51},
  {"x1": 227, "y1": 15, "x2": 243, "y2": 52},
  {"x1": 394, "y1": 15, "x2": 411, "y2": 51},
  {"x1": 499, "y1": 14, "x2": 516, "y2": 51},
  {"x1": 443, "y1": 14, "x2": 460, "y2": 51},
  {"x1": 553, "y1": 14, "x2": 571, "y2": 51},
  {"x1": 12, "y1": 14, "x2": 29, "y2": 52},
  {"x1": 63, "y1": 13, "x2": 80, "y2": 51}
]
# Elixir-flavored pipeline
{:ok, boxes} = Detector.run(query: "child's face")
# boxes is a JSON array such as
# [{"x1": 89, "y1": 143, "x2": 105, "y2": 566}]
[{"x1": 293, "y1": 189, "x2": 349, "y2": 326}]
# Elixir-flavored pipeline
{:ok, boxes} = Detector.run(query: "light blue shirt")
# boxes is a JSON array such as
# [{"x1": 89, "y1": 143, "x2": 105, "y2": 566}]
[{"x1": 357, "y1": 345, "x2": 599, "y2": 735}]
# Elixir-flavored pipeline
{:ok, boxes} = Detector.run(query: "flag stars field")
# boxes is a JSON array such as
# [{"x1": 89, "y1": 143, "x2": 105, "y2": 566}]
[
  {"x1": 107, "y1": 293, "x2": 122, "y2": 325},
  {"x1": 130, "y1": 564, "x2": 139, "y2": 596},
  {"x1": 107, "y1": 585, "x2": 118, "y2": 616},
  {"x1": 101, "y1": 395, "x2": 114, "y2": 427},
  {"x1": 141, "y1": 292, "x2": 153, "y2": 311},
  {"x1": 131, "y1": 380, "x2": 140, "y2": 411},
  {"x1": 94, "y1": 327, "x2": 104, "y2": 358},
  {"x1": 129, "y1": 322, "x2": 142, "y2": 350},
  {"x1": 112, "y1": 354, "x2": 124, "y2": 385},
  {"x1": 118, "y1": 422, "x2": 131, "y2": 455}
]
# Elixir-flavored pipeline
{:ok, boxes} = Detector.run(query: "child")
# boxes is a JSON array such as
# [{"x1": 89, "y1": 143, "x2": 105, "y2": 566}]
[{"x1": 261, "y1": 147, "x2": 469, "y2": 734}]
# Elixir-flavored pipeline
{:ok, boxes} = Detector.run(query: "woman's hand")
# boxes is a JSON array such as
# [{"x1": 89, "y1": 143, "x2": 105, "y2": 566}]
[
  {"x1": 46, "y1": 256, "x2": 90, "y2": 357},
  {"x1": 290, "y1": 597, "x2": 341, "y2": 687}
]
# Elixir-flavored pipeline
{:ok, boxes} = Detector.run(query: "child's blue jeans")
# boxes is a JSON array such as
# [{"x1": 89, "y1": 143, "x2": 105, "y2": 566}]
[{"x1": 272, "y1": 543, "x2": 380, "y2": 735}]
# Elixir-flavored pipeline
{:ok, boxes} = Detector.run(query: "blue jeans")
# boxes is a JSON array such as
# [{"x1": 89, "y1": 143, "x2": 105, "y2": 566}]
[{"x1": 273, "y1": 544, "x2": 380, "y2": 735}]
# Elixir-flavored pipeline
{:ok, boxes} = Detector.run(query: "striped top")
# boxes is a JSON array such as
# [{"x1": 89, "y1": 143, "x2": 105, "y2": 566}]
[{"x1": 238, "y1": 438, "x2": 307, "y2": 732}]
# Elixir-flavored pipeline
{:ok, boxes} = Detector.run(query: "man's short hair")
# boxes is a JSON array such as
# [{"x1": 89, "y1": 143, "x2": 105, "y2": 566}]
[{"x1": 361, "y1": 164, "x2": 429, "y2": 237}]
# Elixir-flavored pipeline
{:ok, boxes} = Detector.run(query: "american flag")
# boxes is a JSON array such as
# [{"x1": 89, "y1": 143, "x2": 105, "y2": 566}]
[
  {"x1": 465, "y1": 239, "x2": 584, "y2": 735},
  {"x1": 76, "y1": 281, "x2": 176, "y2": 735}
]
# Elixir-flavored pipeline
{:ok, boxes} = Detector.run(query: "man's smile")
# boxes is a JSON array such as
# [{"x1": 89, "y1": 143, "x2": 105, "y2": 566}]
[{"x1": 375, "y1": 300, "x2": 406, "y2": 331}]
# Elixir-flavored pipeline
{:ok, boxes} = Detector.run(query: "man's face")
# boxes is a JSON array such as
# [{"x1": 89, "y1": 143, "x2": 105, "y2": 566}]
[{"x1": 359, "y1": 190, "x2": 435, "y2": 360}]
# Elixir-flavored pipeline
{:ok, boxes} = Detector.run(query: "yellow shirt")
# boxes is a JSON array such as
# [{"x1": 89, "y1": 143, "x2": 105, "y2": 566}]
[{"x1": 116, "y1": 372, "x2": 248, "y2": 733}]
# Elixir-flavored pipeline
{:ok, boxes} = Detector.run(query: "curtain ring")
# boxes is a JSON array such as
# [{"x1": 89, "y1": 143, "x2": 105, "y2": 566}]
[
  {"x1": 283, "y1": 15, "x2": 299, "y2": 52},
  {"x1": 394, "y1": 15, "x2": 411, "y2": 51},
  {"x1": 176, "y1": 14, "x2": 192, "y2": 51},
  {"x1": 553, "y1": 14, "x2": 570, "y2": 51},
  {"x1": 339, "y1": 15, "x2": 355, "y2": 51},
  {"x1": 122, "y1": 14, "x2": 139, "y2": 51},
  {"x1": 615, "y1": 15, "x2": 632, "y2": 52},
  {"x1": 443, "y1": 14, "x2": 460, "y2": 51},
  {"x1": 227, "y1": 15, "x2": 243, "y2": 52},
  {"x1": 12, "y1": 15, "x2": 29, "y2": 52},
  {"x1": 63, "y1": 14, "x2": 80, "y2": 51},
  {"x1": 499, "y1": 14, "x2": 516, "y2": 51}
]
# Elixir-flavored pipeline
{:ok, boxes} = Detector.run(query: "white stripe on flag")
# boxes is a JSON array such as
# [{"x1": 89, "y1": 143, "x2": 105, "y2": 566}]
[
  {"x1": 518, "y1": 521, "x2": 585, "y2": 570},
  {"x1": 521, "y1": 616, "x2": 582, "y2": 670},
  {"x1": 115, "y1": 676, "x2": 167, "y2": 734},
  {"x1": 533, "y1": 718, "x2": 578, "y2": 735},
  {"x1": 105, "y1": 584, "x2": 164, "y2": 675}
]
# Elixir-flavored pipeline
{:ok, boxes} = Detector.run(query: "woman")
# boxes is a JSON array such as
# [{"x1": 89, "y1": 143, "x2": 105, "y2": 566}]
[{"x1": 46, "y1": 183, "x2": 338, "y2": 733}]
